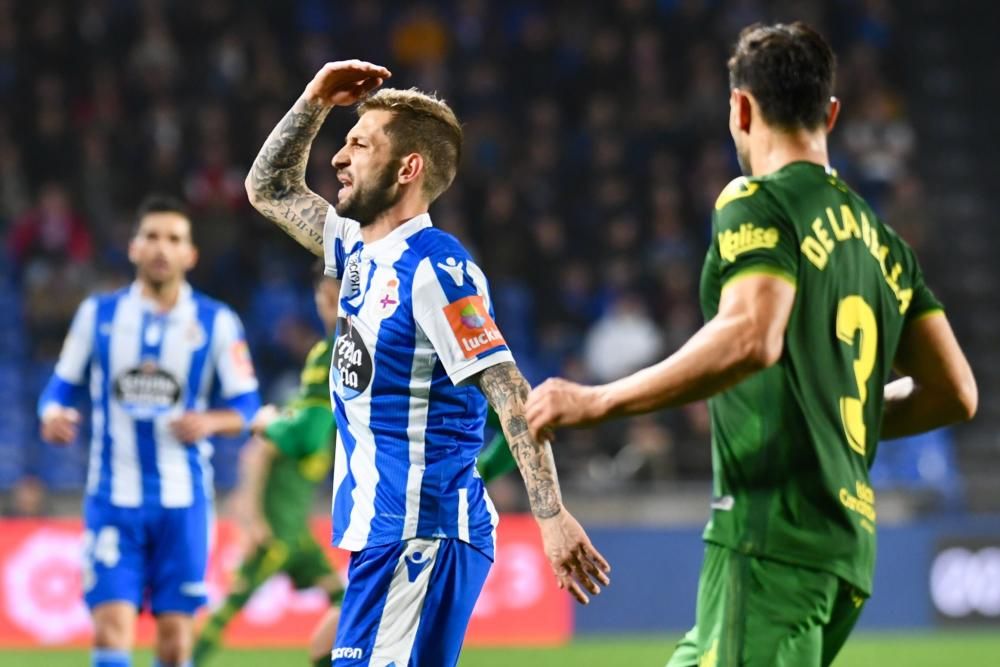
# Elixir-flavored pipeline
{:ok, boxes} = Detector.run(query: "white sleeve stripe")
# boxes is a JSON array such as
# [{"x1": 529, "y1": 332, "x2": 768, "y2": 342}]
[
  {"x1": 211, "y1": 308, "x2": 258, "y2": 398},
  {"x1": 412, "y1": 258, "x2": 513, "y2": 386},
  {"x1": 448, "y1": 350, "x2": 515, "y2": 386},
  {"x1": 54, "y1": 298, "x2": 97, "y2": 384}
]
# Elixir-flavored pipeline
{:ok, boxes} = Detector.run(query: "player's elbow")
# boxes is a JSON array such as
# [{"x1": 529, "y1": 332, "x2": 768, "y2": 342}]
[
  {"x1": 739, "y1": 325, "x2": 785, "y2": 371},
  {"x1": 953, "y1": 374, "x2": 978, "y2": 422},
  {"x1": 245, "y1": 173, "x2": 264, "y2": 209}
]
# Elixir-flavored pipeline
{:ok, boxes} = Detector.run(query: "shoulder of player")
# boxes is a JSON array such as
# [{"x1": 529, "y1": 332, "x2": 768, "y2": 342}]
[
  {"x1": 406, "y1": 226, "x2": 471, "y2": 260},
  {"x1": 713, "y1": 176, "x2": 769, "y2": 214},
  {"x1": 406, "y1": 229, "x2": 476, "y2": 284},
  {"x1": 712, "y1": 176, "x2": 796, "y2": 236},
  {"x1": 186, "y1": 290, "x2": 248, "y2": 329}
]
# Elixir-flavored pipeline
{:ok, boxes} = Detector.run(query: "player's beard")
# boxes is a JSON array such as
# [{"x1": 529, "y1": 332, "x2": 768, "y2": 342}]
[{"x1": 335, "y1": 161, "x2": 401, "y2": 227}]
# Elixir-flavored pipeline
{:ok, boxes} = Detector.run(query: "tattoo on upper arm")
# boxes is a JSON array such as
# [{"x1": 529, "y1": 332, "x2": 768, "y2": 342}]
[
  {"x1": 477, "y1": 363, "x2": 561, "y2": 519},
  {"x1": 247, "y1": 97, "x2": 332, "y2": 256}
]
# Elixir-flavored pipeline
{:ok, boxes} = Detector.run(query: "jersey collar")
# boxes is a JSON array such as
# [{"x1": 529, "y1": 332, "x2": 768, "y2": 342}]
[
  {"x1": 129, "y1": 280, "x2": 193, "y2": 315},
  {"x1": 360, "y1": 213, "x2": 432, "y2": 259}
]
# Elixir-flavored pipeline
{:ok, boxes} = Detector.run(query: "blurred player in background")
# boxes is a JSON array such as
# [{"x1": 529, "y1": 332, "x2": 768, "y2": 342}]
[
  {"x1": 38, "y1": 195, "x2": 261, "y2": 667},
  {"x1": 194, "y1": 264, "x2": 343, "y2": 667},
  {"x1": 526, "y1": 22, "x2": 977, "y2": 667},
  {"x1": 246, "y1": 60, "x2": 609, "y2": 666}
]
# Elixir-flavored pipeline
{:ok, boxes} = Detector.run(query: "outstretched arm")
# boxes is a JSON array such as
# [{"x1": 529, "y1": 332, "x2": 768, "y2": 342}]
[
  {"x1": 474, "y1": 362, "x2": 610, "y2": 604},
  {"x1": 245, "y1": 60, "x2": 391, "y2": 256},
  {"x1": 526, "y1": 274, "x2": 795, "y2": 437}
]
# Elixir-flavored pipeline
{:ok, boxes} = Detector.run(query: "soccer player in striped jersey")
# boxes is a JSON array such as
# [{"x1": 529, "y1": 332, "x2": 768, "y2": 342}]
[
  {"x1": 193, "y1": 267, "x2": 344, "y2": 667},
  {"x1": 246, "y1": 61, "x2": 610, "y2": 666},
  {"x1": 39, "y1": 196, "x2": 261, "y2": 667}
]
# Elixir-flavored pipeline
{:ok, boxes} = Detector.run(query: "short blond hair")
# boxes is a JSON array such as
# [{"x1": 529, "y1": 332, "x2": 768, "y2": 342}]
[{"x1": 357, "y1": 88, "x2": 463, "y2": 202}]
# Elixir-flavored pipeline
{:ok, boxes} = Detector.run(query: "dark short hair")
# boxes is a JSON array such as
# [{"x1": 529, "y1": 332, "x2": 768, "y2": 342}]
[
  {"x1": 727, "y1": 22, "x2": 836, "y2": 131},
  {"x1": 136, "y1": 194, "x2": 189, "y2": 219},
  {"x1": 357, "y1": 88, "x2": 463, "y2": 203},
  {"x1": 134, "y1": 194, "x2": 190, "y2": 236}
]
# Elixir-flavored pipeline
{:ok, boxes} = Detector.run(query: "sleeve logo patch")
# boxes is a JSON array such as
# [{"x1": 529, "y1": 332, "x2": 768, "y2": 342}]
[
  {"x1": 443, "y1": 295, "x2": 506, "y2": 359},
  {"x1": 718, "y1": 223, "x2": 780, "y2": 262},
  {"x1": 229, "y1": 340, "x2": 256, "y2": 379},
  {"x1": 714, "y1": 178, "x2": 759, "y2": 210}
]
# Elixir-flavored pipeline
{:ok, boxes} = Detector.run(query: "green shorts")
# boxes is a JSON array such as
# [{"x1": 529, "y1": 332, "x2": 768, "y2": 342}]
[
  {"x1": 666, "y1": 543, "x2": 866, "y2": 667},
  {"x1": 263, "y1": 405, "x2": 334, "y2": 457},
  {"x1": 236, "y1": 532, "x2": 340, "y2": 599}
]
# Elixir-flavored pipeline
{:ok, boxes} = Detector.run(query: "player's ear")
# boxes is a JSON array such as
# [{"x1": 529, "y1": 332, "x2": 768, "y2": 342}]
[
  {"x1": 185, "y1": 245, "x2": 199, "y2": 271},
  {"x1": 731, "y1": 89, "x2": 752, "y2": 134},
  {"x1": 397, "y1": 152, "x2": 424, "y2": 187},
  {"x1": 127, "y1": 237, "x2": 140, "y2": 266},
  {"x1": 825, "y1": 96, "x2": 841, "y2": 133}
]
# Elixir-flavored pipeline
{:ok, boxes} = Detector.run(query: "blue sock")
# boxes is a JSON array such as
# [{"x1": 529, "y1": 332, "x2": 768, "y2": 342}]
[{"x1": 92, "y1": 648, "x2": 130, "y2": 667}]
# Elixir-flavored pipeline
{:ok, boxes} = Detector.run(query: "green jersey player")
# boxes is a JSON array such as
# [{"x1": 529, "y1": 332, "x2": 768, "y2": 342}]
[
  {"x1": 526, "y1": 22, "x2": 976, "y2": 667},
  {"x1": 194, "y1": 270, "x2": 344, "y2": 667}
]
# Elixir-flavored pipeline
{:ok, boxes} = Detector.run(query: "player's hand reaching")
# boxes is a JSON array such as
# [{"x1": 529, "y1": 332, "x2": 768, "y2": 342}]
[
  {"x1": 40, "y1": 406, "x2": 81, "y2": 445},
  {"x1": 303, "y1": 60, "x2": 392, "y2": 107},
  {"x1": 170, "y1": 412, "x2": 216, "y2": 443},
  {"x1": 250, "y1": 404, "x2": 281, "y2": 434},
  {"x1": 526, "y1": 378, "x2": 608, "y2": 441},
  {"x1": 537, "y1": 509, "x2": 611, "y2": 605}
]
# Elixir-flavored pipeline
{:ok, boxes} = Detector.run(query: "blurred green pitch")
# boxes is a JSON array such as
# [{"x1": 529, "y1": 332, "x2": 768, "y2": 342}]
[{"x1": 7, "y1": 632, "x2": 998, "y2": 666}]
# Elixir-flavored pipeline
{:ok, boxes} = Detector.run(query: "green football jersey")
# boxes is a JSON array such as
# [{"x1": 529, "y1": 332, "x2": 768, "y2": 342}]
[
  {"x1": 699, "y1": 162, "x2": 942, "y2": 594},
  {"x1": 262, "y1": 335, "x2": 336, "y2": 540}
]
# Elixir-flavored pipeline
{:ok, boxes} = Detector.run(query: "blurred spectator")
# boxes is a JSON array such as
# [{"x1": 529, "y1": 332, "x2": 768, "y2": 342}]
[
  {"x1": 0, "y1": 0, "x2": 926, "y2": 492},
  {"x1": 8, "y1": 183, "x2": 93, "y2": 270},
  {"x1": 583, "y1": 294, "x2": 664, "y2": 383},
  {"x1": 3, "y1": 475, "x2": 49, "y2": 517}
]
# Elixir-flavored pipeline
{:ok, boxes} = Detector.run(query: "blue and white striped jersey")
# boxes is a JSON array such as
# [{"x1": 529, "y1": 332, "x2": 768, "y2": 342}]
[
  {"x1": 324, "y1": 211, "x2": 513, "y2": 559},
  {"x1": 39, "y1": 283, "x2": 260, "y2": 509}
]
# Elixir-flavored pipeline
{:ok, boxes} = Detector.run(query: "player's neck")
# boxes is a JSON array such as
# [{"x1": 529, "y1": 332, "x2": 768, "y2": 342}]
[
  {"x1": 360, "y1": 195, "x2": 429, "y2": 245},
  {"x1": 750, "y1": 127, "x2": 829, "y2": 177},
  {"x1": 138, "y1": 278, "x2": 184, "y2": 311}
]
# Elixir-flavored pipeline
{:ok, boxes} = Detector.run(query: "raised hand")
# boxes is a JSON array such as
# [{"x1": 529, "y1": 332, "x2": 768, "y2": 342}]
[{"x1": 303, "y1": 60, "x2": 392, "y2": 107}]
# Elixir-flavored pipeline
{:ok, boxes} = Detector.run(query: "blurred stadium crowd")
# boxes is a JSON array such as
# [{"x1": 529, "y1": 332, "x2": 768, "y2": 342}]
[{"x1": 0, "y1": 0, "x2": 949, "y2": 511}]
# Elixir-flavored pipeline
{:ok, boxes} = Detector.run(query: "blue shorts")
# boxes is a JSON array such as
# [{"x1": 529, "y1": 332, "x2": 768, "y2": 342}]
[
  {"x1": 82, "y1": 495, "x2": 211, "y2": 615},
  {"x1": 332, "y1": 538, "x2": 492, "y2": 666}
]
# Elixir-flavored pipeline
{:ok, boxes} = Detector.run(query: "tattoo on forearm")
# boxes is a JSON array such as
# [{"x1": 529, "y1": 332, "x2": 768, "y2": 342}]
[
  {"x1": 247, "y1": 97, "x2": 332, "y2": 255},
  {"x1": 477, "y1": 363, "x2": 562, "y2": 519}
]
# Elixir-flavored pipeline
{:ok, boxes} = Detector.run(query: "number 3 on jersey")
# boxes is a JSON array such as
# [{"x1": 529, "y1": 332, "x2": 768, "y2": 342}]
[{"x1": 836, "y1": 295, "x2": 877, "y2": 455}]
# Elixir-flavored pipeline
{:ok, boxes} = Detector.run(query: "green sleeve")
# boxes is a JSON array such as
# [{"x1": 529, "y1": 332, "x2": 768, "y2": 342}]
[
  {"x1": 713, "y1": 177, "x2": 799, "y2": 288},
  {"x1": 477, "y1": 408, "x2": 517, "y2": 482},
  {"x1": 264, "y1": 406, "x2": 334, "y2": 459},
  {"x1": 477, "y1": 432, "x2": 517, "y2": 483}
]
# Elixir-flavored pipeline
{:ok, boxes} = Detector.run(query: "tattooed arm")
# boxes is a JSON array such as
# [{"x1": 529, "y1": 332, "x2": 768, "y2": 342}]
[
  {"x1": 245, "y1": 60, "x2": 391, "y2": 256},
  {"x1": 245, "y1": 98, "x2": 332, "y2": 256},
  {"x1": 475, "y1": 362, "x2": 562, "y2": 518},
  {"x1": 474, "y1": 362, "x2": 610, "y2": 603}
]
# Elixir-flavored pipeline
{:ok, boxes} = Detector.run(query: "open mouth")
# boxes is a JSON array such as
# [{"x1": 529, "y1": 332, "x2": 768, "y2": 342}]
[{"x1": 337, "y1": 173, "x2": 353, "y2": 200}]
